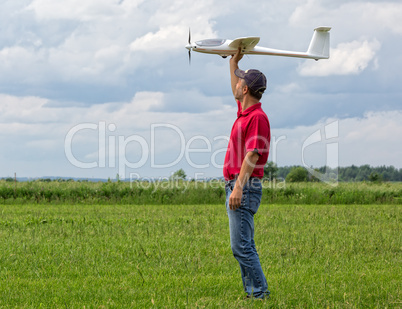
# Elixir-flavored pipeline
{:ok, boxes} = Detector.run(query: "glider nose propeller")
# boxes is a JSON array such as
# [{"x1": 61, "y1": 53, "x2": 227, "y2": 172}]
[{"x1": 186, "y1": 29, "x2": 192, "y2": 64}]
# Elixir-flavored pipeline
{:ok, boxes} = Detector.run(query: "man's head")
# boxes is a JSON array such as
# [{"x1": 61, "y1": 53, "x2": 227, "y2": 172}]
[{"x1": 234, "y1": 69, "x2": 267, "y2": 101}]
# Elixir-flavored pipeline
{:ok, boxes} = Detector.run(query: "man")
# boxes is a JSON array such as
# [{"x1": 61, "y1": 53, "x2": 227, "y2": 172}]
[{"x1": 224, "y1": 47, "x2": 271, "y2": 299}]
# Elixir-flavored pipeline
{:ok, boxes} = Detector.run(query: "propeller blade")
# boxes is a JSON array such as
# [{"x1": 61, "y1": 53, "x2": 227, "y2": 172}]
[{"x1": 187, "y1": 28, "x2": 192, "y2": 65}]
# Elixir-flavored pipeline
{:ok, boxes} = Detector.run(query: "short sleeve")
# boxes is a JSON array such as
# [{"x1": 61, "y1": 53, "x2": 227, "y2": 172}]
[{"x1": 244, "y1": 115, "x2": 270, "y2": 156}]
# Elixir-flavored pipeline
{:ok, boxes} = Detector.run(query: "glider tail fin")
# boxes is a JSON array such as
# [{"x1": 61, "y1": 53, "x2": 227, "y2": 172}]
[{"x1": 307, "y1": 27, "x2": 331, "y2": 59}]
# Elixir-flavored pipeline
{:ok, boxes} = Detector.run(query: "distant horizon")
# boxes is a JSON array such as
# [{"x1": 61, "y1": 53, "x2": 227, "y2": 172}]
[{"x1": 3, "y1": 163, "x2": 401, "y2": 181}]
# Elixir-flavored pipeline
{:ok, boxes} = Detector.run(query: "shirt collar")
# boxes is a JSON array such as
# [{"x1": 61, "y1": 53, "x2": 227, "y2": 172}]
[{"x1": 237, "y1": 101, "x2": 262, "y2": 118}]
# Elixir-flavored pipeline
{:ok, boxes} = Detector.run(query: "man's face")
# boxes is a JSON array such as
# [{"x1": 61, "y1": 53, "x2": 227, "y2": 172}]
[{"x1": 235, "y1": 78, "x2": 247, "y2": 102}]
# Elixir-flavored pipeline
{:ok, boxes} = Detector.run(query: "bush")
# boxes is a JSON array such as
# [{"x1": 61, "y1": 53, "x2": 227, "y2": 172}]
[
  {"x1": 369, "y1": 172, "x2": 383, "y2": 183},
  {"x1": 286, "y1": 167, "x2": 309, "y2": 182}
]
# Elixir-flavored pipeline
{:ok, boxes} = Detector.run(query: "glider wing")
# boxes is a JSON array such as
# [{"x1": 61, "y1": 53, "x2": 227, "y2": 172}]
[{"x1": 228, "y1": 37, "x2": 260, "y2": 50}]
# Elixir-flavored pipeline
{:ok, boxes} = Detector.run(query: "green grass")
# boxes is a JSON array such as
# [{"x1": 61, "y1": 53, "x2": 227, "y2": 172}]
[
  {"x1": 0, "y1": 204, "x2": 400, "y2": 308},
  {"x1": 1, "y1": 180, "x2": 401, "y2": 205}
]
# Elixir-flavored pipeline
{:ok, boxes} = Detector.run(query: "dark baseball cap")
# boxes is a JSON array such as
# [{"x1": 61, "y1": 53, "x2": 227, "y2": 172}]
[{"x1": 235, "y1": 69, "x2": 267, "y2": 94}]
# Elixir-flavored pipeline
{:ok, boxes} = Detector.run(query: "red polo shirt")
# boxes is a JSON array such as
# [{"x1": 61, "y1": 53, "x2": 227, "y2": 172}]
[{"x1": 223, "y1": 100, "x2": 271, "y2": 181}]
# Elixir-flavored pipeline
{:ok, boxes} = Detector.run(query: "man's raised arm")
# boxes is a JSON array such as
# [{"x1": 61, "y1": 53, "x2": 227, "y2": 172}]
[{"x1": 229, "y1": 47, "x2": 243, "y2": 96}]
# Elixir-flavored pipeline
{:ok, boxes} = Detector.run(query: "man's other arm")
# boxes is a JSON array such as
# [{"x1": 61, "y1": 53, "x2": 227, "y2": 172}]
[{"x1": 228, "y1": 151, "x2": 259, "y2": 210}]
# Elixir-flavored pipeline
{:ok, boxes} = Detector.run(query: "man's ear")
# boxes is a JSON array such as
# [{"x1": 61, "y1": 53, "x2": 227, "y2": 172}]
[{"x1": 243, "y1": 85, "x2": 249, "y2": 95}]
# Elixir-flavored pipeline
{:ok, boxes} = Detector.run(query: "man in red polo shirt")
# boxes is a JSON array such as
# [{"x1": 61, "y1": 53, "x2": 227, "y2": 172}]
[{"x1": 224, "y1": 47, "x2": 271, "y2": 299}]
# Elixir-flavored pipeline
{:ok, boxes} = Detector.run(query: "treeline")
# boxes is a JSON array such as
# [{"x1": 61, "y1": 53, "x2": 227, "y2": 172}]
[
  {"x1": 2, "y1": 165, "x2": 401, "y2": 184},
  {"x1": 266, "y1": 164, "x2": 402, "y2": 182}
]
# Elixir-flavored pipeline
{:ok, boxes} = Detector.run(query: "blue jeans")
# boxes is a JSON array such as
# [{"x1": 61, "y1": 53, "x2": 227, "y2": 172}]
[{"x1": 225, "y1": 178, "x2": 270, "y2": 299}]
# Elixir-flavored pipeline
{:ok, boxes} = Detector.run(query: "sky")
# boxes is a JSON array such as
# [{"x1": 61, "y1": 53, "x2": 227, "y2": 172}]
[{"x1": 1, "y1": 0, "x2": 401, "y2": 180}]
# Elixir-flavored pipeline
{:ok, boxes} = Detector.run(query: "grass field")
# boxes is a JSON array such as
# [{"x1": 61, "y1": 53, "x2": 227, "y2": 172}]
[
  {"x1": 0, "y1": 203, "x2": 400, "y2": 308},
  {"x1": 1, "y1": 180, "x2": 401, "y2": 205}
]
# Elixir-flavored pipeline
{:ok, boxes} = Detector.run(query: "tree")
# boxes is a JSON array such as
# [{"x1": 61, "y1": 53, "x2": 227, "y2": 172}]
[
  {"x1": 285, "y1": 167, "x2": 309, "y2": 182},
  {"x1": 170, "y1": 169, "x2": 187, "y2": 181},
  {"x1": 264, "y1": 161, "x2": 278, "y2": 180}
]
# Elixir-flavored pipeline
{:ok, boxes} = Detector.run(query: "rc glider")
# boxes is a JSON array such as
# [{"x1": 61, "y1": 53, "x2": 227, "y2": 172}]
[{"x1": 185, "y1": 27, "x2": 331, "y2": 62}]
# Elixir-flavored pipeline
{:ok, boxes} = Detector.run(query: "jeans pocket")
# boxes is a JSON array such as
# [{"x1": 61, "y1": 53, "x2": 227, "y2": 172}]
[
  {"x1": 248, "y1": 182, "x2": 262, "y2": 214},
  {"x1": 249, "y1": 191, "x2": 262, "y2": 214}
]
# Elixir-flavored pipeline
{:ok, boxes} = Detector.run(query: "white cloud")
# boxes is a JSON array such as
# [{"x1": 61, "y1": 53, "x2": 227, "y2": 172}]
[
  {"x1": 341, "y1": 111, "x2": 402, "y2": 143},
  {"x1": 130, "y1": 25, "x2": 189, "y2": 52},
  {"x1": 0, "y1": 46, "x2": 50, "y2": 83},
  {"x1": 125, "y1": 92, "x2": 165, "y2": 112},
  {"x1": 0, "y1": 0, "x2": 220, "y2": 87},
  {"x1": 129, "y1": 0, "x2": 219, "y2": 54},
  {"x1": 272, "y1": 110, "x2": 402, "y2": 168},
  {"x1": 275, "y1": 82, "x2": 302, "y2": 93},
  {"x1": 290, "y1": 1, "x2": 402, "y2": 36},
  {"x1": 339, "y1": 110, "x2": 402, "y2": 166},
  {"x1": 0, "y1": 94, "x2": 47, "y2": 123},
  {"x1": 298, "y1": 39, "x2": 381, "y2": 76},
  {"x1": 27, "y1": 0, "x2": 144, "y2": 21}
]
